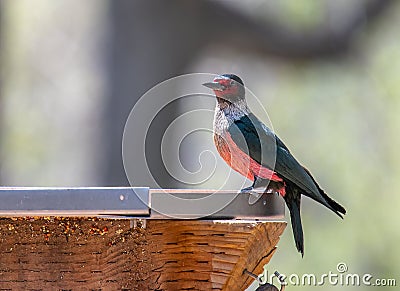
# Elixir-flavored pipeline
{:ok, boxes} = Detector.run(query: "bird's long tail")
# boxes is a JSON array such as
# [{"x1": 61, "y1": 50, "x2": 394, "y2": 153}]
[
  {"x1": 320, "y1": 190, "x2": 346, "y2": 218},
  {"x1": 284, "y1": 186, "x2": 304, "y2": 256},
  {"x1": 302, "y1": 167, "x2": 346, "y2": 218}
]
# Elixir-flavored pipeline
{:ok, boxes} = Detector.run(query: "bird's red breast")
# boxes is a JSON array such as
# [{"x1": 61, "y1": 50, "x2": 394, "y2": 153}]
[{"x1": 214, "y1": 131, "x2": 283, "y2": 183}]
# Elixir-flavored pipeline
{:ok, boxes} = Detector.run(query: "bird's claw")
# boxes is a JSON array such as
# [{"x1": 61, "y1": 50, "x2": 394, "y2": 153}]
[
  {"x1": 238, "y1": 187, "x2": 253, "y2": 194},
  {"x1": 238, "y1": 187, "x2": 264, "y2": 205}
]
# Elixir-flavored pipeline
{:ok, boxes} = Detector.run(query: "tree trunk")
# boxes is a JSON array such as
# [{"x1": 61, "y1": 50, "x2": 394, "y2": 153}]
[{"x1": 101, "y1": 0, "x2": 210, "y2": 187}]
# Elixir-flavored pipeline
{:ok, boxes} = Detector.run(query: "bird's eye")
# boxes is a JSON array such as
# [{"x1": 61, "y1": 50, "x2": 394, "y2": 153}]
[{"x1": 230, "y1": 80, "x2": 235, "y2": 86}]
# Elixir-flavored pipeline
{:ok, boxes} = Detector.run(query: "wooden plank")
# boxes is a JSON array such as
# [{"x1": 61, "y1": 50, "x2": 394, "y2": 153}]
[{"x1": 0, "y1": 217, "x2": 286, "y2": 290}]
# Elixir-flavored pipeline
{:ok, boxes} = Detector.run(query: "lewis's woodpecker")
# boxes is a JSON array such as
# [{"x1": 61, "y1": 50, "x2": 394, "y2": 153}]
[{"x1": 203, "y1": 74, "x2": 346, "y2": 256}]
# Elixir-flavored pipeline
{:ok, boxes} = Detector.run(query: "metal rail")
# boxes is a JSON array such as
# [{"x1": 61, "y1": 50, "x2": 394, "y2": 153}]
[{"x1": 0, "y1": 187, "x2": 284, "y2": 219}]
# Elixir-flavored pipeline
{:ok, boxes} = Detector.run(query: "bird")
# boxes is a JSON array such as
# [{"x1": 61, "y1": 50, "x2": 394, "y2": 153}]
[{"x1": 203, "y1": 74, "x2": 346, "y2": 256}]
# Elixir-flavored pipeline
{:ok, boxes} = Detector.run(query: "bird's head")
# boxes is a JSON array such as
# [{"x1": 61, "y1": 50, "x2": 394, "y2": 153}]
[{"x1": 203, "y1": 74, "x2": 245, "y2": 104}]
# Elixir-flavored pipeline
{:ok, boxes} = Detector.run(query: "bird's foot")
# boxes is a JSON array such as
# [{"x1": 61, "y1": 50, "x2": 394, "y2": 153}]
[
  {"x1": 238, "y1": 186, "x2": 254, "y2": 194},
  {"x1": 238, "y1": 187, "x2": 264, "y2": 205}
]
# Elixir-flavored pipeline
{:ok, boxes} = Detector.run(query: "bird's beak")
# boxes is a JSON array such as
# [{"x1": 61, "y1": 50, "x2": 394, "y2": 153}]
[{"x1": 202, "y1": 82, "x2": 224, "y2": 91}]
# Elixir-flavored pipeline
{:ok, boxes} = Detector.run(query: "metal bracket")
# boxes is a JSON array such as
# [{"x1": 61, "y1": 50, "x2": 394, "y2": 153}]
[
  {"x1": 0, "y1": 187, "x2": 284, "y2": 219},
  {"x1": 150, "y1": 189, "x2": 284, "y2": 219}
]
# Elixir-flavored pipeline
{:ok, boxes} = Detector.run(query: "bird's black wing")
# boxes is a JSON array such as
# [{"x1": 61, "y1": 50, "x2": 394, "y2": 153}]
[{"x1": 228, "y1": 113, "x2": 329, "y2": 206}]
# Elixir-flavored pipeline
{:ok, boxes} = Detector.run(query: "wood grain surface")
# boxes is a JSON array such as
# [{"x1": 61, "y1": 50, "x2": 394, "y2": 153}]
[{"x1": 0, "y1": 218, "x2": 286, "y2": 290}]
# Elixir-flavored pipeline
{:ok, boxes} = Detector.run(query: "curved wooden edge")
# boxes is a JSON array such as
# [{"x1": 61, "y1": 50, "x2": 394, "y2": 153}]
[
  {"x1": 146, "y1": 220, "x2": 286, "y2": 290},
  {"x1": 229, "y1": 222, "x2": 287, "y2": 290}
]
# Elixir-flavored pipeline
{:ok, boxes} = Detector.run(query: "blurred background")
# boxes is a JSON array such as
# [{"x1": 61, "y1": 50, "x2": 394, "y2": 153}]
[{"x1": 0, "y1": 0, "x2": 399, "y2": 290}]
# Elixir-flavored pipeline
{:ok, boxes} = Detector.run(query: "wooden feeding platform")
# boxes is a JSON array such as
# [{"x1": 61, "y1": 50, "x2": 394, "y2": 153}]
[{"x1": 0, "y1": 188, "x2": 286, "y2": 290}]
